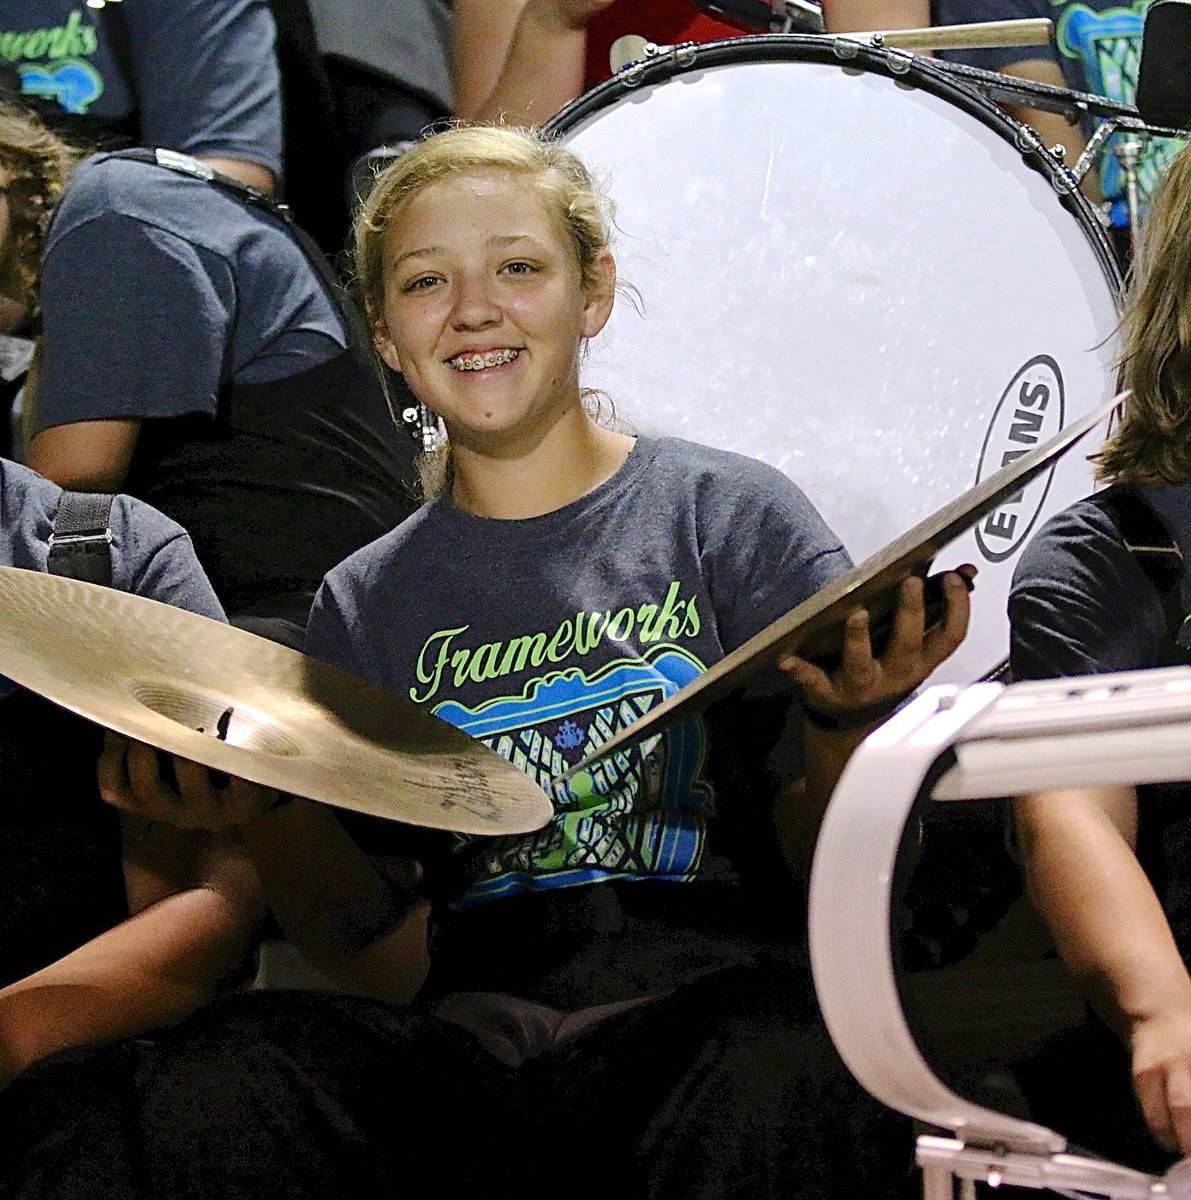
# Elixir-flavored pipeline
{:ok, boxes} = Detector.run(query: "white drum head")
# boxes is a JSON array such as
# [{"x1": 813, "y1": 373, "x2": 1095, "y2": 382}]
[{"x1": 555, "y1": 39, "x2": 1121, "y2": 685}]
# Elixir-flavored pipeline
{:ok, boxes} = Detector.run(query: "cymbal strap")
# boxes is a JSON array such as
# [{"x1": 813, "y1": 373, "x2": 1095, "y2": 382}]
[{"x1": 47, "y1": 492, "x2": 115, "y2": 587}]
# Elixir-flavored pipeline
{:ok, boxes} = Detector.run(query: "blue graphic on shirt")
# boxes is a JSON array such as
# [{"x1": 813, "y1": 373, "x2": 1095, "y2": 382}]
[
  {"x1": 432, "y1": 646, "x2": 711, "y2": 906},
  {"x1": 554, "y1": 719, "x2": 586, "y2": 750},
  {"x1": 19, "y1": 60, "x2": 102, "y2": 114},
  {"x1": 1058, "y1": 3, "x2": 1184, "y2": 219}
]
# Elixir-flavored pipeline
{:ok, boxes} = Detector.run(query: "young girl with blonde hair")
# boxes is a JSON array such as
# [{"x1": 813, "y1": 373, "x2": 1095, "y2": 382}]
[{"x1": 7, "y1": 123, "x2": 973, "y2": 1199}]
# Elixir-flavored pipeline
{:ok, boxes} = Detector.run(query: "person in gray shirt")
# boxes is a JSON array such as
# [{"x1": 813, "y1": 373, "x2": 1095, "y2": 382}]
[
  {"x1": 0, "y1": 456, "x2": 265, "y2": 1092},
  {"x1": 10, "y1": 124, "x2": 974, "y2": 1200}
]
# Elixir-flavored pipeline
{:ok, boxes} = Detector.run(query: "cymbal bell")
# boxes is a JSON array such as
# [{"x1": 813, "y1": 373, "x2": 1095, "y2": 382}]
[{"x1": 0, "y1": 569, "x2": 552, "y2": 836}]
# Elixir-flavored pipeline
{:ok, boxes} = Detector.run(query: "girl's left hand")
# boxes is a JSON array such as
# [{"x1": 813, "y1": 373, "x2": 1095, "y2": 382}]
[{"x1": 779, "y1": 567, "x2": 975, "y2": 728}]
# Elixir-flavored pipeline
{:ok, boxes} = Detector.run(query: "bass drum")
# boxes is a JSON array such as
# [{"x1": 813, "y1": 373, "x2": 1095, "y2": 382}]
[{"x1": 550, "y1": 36, "x2": 1122, "y2": 685}]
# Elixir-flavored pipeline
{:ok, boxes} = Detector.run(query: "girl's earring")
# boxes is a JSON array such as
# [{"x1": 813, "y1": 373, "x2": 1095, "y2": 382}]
[{"x1": 420, "y1": 405, "x2": 447, "y2": 453}]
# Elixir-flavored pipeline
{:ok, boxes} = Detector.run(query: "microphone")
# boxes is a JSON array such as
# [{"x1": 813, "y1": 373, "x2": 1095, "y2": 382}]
[{"x1": 1136, "y1": 0, "x2": 1191, "y2": 129}]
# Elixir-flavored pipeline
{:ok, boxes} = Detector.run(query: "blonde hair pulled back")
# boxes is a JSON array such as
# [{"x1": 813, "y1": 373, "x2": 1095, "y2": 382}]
[
  {"x1": 352, "y1": 124, "x2": 617, "y2": 497},
  {"x1": 354, "y1": 124, "x2": 613, "y2": 330}
]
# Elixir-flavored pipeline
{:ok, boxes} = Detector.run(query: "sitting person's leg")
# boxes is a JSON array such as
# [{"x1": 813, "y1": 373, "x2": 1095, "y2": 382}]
[
  {"x1": 2, "y1": 989, "x2": 528, "y2": 1200},
  {"x1": 540, "y1": 959, "x2": 914, "y2": 1200}
]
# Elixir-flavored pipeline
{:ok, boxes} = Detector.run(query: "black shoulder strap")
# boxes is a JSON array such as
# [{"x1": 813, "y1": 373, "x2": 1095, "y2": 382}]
[
  {"x1": 48, "y1": 492, "x2": 115, "y2": 587},
  {"x1": 1089, "y1": 484, "x2": 1191, "y2": 657}
]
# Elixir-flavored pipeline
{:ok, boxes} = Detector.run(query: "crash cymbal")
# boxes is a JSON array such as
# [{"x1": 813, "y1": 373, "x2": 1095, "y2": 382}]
[
  {"x1": 0, "y1": 572, "x2": 552, "y2": 836},
  {"x1": 561, "y1": 393, "x2": 1122, "y2": 779}
]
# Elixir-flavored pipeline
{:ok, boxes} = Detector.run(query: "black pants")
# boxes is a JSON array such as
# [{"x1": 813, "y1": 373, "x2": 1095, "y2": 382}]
[{"x1": 0, "y1": 964, "x2": 913, "y2": 1200}]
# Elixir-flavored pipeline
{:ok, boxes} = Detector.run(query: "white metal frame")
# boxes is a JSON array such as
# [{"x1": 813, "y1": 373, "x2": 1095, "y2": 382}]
[{"x1": 809, "y1": 666, "x2": 1191, "y2": 1198}]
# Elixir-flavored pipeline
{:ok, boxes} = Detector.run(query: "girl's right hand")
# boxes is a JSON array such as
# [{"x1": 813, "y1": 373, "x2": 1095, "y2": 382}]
[
  {"x1": 1131, "y1": 1006, "x2": 1191, "y2": 1155},
  {"x1": 98, "y1": 731, "x2": 279, "y2": 832}
]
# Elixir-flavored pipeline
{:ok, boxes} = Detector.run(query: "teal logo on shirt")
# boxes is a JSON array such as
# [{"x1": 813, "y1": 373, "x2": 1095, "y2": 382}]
[
  {"x1": 0, "y1": 9, "x2": 104, "y2": 114},
  {"x1": 1056, "y1": 2, "x2": 1184, "y2": 208},
  {"x1": 19, "y1": 60, "x2": 102, "y2": 113}
]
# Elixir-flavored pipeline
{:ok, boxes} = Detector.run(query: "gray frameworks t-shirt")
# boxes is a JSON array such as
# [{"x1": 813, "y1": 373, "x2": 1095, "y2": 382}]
[{"x1": 307, "y1": 436, "x2": 850, "y2": 909}]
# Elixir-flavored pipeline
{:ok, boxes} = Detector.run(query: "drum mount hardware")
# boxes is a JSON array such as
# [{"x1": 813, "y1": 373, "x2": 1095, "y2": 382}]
[{"x1": 810, "y1": 666, "x2": 1191, "y2": 1198}]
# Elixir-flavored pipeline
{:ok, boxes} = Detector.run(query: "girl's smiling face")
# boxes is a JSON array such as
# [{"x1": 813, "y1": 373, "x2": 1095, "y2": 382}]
[{"x1": 372, "y1": 168, "x2": 614, "y2": 453}]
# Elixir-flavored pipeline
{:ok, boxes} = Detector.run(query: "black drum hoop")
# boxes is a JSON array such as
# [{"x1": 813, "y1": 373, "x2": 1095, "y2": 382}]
[{"x1": 546, "y1": 33, "x2": 1123, "y2": 297}]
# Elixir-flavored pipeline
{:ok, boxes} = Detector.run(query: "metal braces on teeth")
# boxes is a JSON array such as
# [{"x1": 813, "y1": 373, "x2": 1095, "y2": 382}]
[{"x1": 451, "y1": 349, "x2": 519, "y2": 371}]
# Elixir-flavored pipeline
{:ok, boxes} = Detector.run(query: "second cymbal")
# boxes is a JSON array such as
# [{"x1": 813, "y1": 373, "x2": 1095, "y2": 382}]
[{"x1": 0, "y1": 567, "x2": 552, "y2": 836}]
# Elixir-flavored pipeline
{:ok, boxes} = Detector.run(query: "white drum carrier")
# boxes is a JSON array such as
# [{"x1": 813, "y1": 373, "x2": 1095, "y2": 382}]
[{"x1": 551, "y1": 35, "x2": 1122, "y2": 684}]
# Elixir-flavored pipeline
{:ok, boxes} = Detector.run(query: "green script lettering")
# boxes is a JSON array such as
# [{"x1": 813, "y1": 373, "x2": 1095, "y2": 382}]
[
  {"x1": 546, "y1": 618, "x2": 575, "y2": 663},
  {"x1": 467, "y1": 642, "x2": 504, "y2": 684},
  {"x1": 0, "y1": 13, "x2": 99, "y2": 63},
  {"x1": 574, "y1": 610, "x2": 610, "y2": 654},
  {"x1": 650, "y1": 582, "x2": 687, "y2": 640},
  {"x1": 409, "y1": 625, "x2": 468, "y2": 703},
  {"x1": 410, "y1": 581, "x2": 703, "y2": 697},
  {"x1": 605, "y1": 607, "x2": 636, "y2": 641},
  {"x1": 499, "y1": 632, "x2": 548, "y2": 674},
  {"x1": 635, "y1": 603, "x2": 659, "y2": 641},
  {"x1": 683, "y1": 597, "x2": 701, "y2": 637}
]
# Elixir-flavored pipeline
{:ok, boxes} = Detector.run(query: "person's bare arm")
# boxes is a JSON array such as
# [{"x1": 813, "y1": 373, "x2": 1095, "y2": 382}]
[
  {"x1": 102, "y1": 740, "x2": 430, "y2": 1005},
  {"x1": 1016, "y1": 786, "x2": 1191, "y2": 1154},
  {"x1": 195, "y1": 156, "x2": 276, "y2": 195},
  {"x1": 239, "y1": 799, "x2": 430, "y2": 1002},
  {"x1": 821, "y1": 0, "x2": 931, "y2": 32},
  {"x1": 0, "y1": 811, "x2": 263, "y2": 1087},
  {"x1": 453, "y1": 0, "x2": 531, "y2": 119},
  {"x1": 26, "y1": 420, "x2": 141, "y2": 492},
  {"x1": 453, "y1": 0, "x2": 612, "y2": 125}
]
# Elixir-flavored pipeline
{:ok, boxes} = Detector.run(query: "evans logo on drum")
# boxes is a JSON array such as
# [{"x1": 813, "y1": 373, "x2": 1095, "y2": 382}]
[{"x1": 974, "y1": 355, "x2": 1065, "y2": 564}]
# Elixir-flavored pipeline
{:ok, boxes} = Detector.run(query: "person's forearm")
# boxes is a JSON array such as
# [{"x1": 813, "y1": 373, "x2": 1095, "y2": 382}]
[
  {"x1": 240, "y1": 800, "x2": 429, "y2": 1003},
  {"x1": 821, "y1": 0, "x2": 930, "y2": 32},
  {"x1": 1016, "y1": 789, "x2": 1191, "y2": 1034},
  {"x1": 460, "y1": 1, "x2": 587, "y2": 124},
  {"x1": 26, "y1": 419, "x2": 141, "y2": 492},
  {"x1": 195, "y1": 155, "x2": 276, "y2": 195},
  {"x1": 776, "y1": 723, "x2": 871, "y2": 879},
  {"x1": 779, "y1": 717, "x2": 897, "y2": 885},
  {"x1": 100, "y1": 742, "x2": 429, "y2": 1004},
  {"x1": 0, "y1": 885, "x2": 260, "y2": 1086}
]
